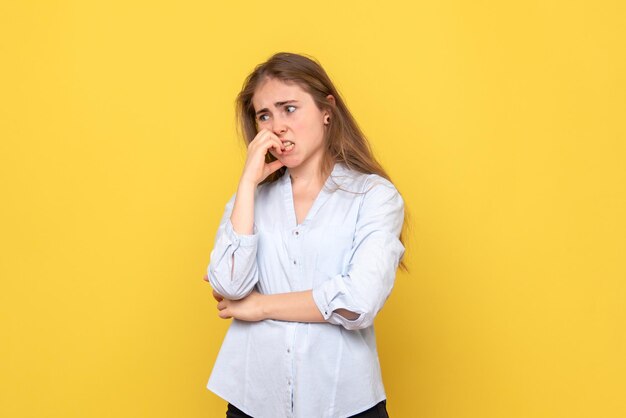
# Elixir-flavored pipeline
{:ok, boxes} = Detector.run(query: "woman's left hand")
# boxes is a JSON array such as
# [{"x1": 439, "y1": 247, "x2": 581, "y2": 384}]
[{"x1": 212, "y1": 288, "x2": 266, "y2": 322}]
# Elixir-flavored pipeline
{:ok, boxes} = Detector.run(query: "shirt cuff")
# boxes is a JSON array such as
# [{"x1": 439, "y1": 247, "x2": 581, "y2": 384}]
[{"x1": 311, "y1": 274, "x2": 367, "y2": 329}]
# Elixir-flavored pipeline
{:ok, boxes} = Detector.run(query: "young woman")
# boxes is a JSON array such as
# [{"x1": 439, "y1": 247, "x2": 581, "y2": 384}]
[{"x1": 204, "y1": 52, "x2": 407, "y2": 418}]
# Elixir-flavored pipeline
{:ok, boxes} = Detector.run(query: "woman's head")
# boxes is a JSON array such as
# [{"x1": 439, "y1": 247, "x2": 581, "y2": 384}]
[
  {"x1": 235, "y1": 52, "x2": 388, "y2": 183},
  {"x1": 251, "y1": 76, "x2": 333, "y2": 176}
]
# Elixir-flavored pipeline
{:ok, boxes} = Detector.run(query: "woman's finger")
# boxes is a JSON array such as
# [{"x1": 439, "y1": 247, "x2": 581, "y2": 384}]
[
  {"x1": 218, "y1": 309, "x2": 231, "y2": 319},
  {"x1": 252, "y1": 129, "x2": 282, "y2": 154},
  {"x1": 263, "y1": 133, "x2": 283, "y2": 155},
  {"x1": 265, "y1": 159, "x2": 285, "y2": 175},
  {"x1": 212, "y1": 289, "x2": 224, "y2": 302}
]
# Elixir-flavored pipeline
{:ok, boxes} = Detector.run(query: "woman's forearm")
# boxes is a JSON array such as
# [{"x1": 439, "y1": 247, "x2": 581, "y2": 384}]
[
  {"x1": 213, "y1": 288, "x2": 360, "y2": 322},
  {"x1": 261, "y1": 290, "x2": 359, "y2": 322},
  {"x1": 230, "y1": 180, "x2": 256, "y2": 235},
  {"x1": 261, "y1": 290, "x2": 325, "y2": 322}
]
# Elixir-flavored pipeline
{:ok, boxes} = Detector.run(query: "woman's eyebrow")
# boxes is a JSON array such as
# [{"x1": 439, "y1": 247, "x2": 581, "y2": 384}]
[{"x1": 255, "y1": 100, "x2": 299, "y2": 116}]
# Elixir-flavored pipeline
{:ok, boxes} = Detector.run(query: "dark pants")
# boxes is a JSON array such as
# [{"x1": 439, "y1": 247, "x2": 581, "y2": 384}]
[{"x1": 226, "y1": 400, "x2": 389, "y2": 418}]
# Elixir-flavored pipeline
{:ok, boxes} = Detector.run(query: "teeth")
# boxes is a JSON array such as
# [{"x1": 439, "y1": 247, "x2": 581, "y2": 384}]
[{"x1": 283, "y1": 141, "x2": 293, "y2": 147}]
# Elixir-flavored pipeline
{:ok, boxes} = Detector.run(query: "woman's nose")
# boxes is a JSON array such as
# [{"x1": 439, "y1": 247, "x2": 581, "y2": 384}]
[{"x1": 271, "y1": 115, "x2": 287, "y2": 134}]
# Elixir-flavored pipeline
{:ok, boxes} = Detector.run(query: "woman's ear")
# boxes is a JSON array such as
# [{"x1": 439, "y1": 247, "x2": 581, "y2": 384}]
[{"x1": 324, "y1": 95, "x2": 336, "y2": 123}]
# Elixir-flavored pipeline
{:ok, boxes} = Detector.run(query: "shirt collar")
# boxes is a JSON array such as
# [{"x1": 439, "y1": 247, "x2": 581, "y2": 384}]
[{"x1": 282, "y1": 161, "x2": 347, "y2": 184}]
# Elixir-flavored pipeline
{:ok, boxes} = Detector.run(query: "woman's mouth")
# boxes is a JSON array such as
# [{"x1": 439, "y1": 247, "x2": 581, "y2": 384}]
[{"x1": 282, "y1": 140, "x2": 295, "y2": 152}]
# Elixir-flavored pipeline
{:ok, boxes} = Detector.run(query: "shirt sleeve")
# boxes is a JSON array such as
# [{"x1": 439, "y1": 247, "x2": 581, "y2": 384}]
[
  {"x1": 311, "y1": 177, "x2": 405, "y2": 330},
  {"x1": 206, "y1": 191, "x2": 260, "y2": 300}
]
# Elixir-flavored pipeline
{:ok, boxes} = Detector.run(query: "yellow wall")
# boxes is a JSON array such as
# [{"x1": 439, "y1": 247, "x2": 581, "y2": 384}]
[{"x1": 1, "y1": 1, "x2": 624, "y2": 417}]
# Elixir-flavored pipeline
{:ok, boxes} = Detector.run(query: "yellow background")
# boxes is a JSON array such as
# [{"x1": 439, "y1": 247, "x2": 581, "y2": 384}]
[{"x1": 1, "y1": 1, "x2": 624, "y2": 417}]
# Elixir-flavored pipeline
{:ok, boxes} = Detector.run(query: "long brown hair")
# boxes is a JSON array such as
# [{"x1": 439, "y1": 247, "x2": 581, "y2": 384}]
[{"x1": 234, "y1": 52, "x2": 410, "y2": 272}]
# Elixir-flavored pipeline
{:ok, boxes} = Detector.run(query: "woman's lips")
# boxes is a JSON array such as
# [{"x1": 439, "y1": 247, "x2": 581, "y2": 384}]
[{"x1": 282, "y1": 140, "x2": 295, "y2": 152}]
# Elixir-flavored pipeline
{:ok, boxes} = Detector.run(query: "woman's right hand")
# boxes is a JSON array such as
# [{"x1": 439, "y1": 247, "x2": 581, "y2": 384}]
[
  {"x1": 229, "y1": 129, "x2": 284, "y2": 236},
  {"x1": 240, "y1": 128, "x2": 286, "y2": 186}
]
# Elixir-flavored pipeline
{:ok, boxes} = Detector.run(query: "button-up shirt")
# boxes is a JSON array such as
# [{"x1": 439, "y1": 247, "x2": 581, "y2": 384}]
[{"x1": 206, "y1": 161, "x2": 405, "y2": 418}]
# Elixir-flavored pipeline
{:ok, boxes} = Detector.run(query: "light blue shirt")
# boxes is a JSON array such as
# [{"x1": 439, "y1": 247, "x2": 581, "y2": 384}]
[{"x1": 206, "y1": 161, "x2": 405, "y2": 418}]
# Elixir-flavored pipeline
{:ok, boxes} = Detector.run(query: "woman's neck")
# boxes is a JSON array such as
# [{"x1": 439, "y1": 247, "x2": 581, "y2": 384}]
[{"x1": 288, "y1": 157, "x2": 331, "y2": 190}]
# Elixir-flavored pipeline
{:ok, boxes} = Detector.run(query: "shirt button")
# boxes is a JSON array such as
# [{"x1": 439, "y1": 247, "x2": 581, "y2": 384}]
[
  {"x1": 287, "y1": 348, "x2": 291, "y2": 353},
  {"x1": 293, "y1": 260, "x2": 297, "y2": 265},
  {"x1": 294, "y1": 230, "x2": 299, "y2": 236}
]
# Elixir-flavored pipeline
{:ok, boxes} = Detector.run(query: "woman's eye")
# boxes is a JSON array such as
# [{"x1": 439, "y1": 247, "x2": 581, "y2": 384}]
[
  {"x1": 258, "y1": 114, "x2": 269, "y2": 122},
  {"x1": 286, "y1": 105, "x2": 296, "y2": 113}
]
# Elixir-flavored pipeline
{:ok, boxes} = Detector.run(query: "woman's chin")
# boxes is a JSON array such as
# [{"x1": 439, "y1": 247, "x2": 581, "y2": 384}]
[{"x1": 277, "y1": 156, "x2": 300, "y2": 168}]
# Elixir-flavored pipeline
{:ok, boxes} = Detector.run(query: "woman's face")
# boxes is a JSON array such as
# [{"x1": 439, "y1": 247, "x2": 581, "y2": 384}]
[{"x1": 252, "y1": 77, "x2": 330, "y2": 172}]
